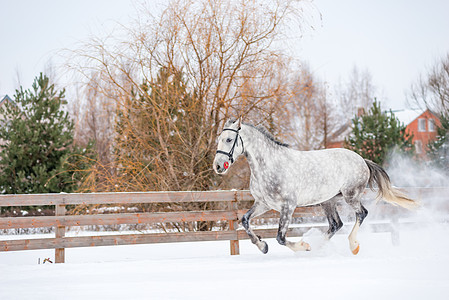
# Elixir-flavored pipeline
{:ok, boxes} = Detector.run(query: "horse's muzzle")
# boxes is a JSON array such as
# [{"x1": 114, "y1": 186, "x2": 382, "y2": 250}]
[{"x1": 213, "y1": 157, "x2": 231, "y2": 175}]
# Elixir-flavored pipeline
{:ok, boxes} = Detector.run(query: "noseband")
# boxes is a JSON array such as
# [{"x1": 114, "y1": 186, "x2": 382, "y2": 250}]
[{"x1": 216, "y1": 128, "x2": 244, "y2": 163}]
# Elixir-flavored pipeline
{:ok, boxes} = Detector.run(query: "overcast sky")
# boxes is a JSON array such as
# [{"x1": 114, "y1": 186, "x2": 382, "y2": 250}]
[
  {"x1": 1, "y1": 0, "x2": 449, "y2": 110},
  {"x1": 299, "y1": 0, "x2": 449, "y2": 110}
]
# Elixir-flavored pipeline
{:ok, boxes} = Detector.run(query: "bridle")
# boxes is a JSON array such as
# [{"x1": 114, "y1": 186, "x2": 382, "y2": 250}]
[{"x1": 216, "y1": 128, "x2": 244, "y2": 163}]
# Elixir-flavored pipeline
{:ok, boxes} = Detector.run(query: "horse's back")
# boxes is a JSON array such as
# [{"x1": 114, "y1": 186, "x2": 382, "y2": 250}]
[
  {"x1": 286, "y1": 148, "x2": 369, "y2": 205},
  {"x1": 292, "y1": 147, "x2": 366, "y2": 172}
]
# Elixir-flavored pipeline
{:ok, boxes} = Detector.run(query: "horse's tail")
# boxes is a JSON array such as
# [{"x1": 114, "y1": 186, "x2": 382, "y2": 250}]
[{"x1": 364, "y1": 159, "x2": 418, "y2": 209}]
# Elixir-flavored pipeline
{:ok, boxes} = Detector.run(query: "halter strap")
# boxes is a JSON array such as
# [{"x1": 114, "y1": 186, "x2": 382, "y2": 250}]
[{"x1": 216, "y1": 128, "x2": 244, "y2": 163}]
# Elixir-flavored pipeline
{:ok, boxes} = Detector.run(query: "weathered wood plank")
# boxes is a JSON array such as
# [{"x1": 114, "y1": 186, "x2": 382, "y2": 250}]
[
  {"x1": 0, "y1": 190, "x2": 237, "y2": 206},
  {"x1": 0, "y1": 204, "x2": 399, "y2": 230},
  {"x1": 55, "y1": 204, "x2": 66, "y2": 263},
  {"x1": 235, "y1": 190, "x2": 254, "y2": 201},
  {"x1": 0, "y1": 188, "x2": 443, "y2": 207},
  {"x1": 0, "y1": 210, "x2": 237, "y2": 229},
  {"x1": 0, "y1": 222, "x2": 398, "y2": 252},
  {"x1": 0, "y1": 231, "x2": 239, "y2": 251}
]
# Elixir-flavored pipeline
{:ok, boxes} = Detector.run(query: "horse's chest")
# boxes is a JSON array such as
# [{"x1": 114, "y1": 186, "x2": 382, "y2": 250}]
[{"x1": 250, "y1": 172, "x2": 285, "y2": 210}]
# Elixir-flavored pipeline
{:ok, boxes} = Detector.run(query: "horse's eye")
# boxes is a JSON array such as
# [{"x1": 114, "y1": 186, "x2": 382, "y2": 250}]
[{"x1": 226, "y1": 138, "x2": 232, "y2": 143}]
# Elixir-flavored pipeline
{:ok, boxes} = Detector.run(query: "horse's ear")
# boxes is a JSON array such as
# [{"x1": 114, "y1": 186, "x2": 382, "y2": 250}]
[
  {"x1": 224, "y1": 118, "x2": 236, "y2": 127},
  {"x1": 237, "y1": 116, "x2": 242, "y2": 129}
]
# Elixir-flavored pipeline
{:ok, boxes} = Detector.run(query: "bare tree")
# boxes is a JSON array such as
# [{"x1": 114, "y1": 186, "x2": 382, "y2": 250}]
[
  {"x1": 409, "y1": 53, "x2": 449, "y2": 113},
  {"x1": 71, "y1": 72, "x2": 118, "y2": 192},
  {"x1": 268, "y1": 64, "x2": 340, "y2": 150},
  {"x1": 336, "y1": 66, "x2": 376, "y2": 120},
  {"x1": 66, "y1": 0, "x2": 308, "y2": 192}
]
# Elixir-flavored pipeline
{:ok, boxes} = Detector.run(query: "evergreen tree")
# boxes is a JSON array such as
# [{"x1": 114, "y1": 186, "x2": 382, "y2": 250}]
[
  {"x1": 427, "y1": 113, "x2": 449, "y2": 170},
  {"x1": 345, "y1": 100, "x2": 414, "y2": 165},
  {"x1": 0, "y1": 73, "x2": 90, "y2": 194}
]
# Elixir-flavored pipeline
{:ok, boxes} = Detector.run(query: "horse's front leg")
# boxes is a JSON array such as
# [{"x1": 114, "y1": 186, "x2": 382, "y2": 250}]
[
  {"x1": 242, "y1": 202, "x2": 269, "y2": 254},
  {"x1": 277, "y1": 204, "x2": 311, "y2": 252}
]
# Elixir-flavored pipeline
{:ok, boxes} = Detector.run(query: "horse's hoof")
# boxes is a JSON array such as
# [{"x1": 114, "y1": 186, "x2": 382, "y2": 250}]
[
  {"x1": 257, "y1": 241, "x2": 268, "y2": 254},
  {"x1": 351, "y1": 244, "x2": 360, "y2": 255},
  {"x1": 304, "y1": 242, "x2": 311, "y2": 251},
  {"x1": 287, "y1": 241, "x2": 311, "y2": 252}
]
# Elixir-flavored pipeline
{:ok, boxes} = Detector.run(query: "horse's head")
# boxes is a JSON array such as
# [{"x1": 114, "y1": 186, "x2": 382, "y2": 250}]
[{"x1": 213, "y1": 118, "x2": 244, "y2": 175}]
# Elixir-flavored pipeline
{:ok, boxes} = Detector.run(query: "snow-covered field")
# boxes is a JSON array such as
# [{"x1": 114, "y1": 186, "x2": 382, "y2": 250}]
[{"x1": 1, "y1": 219, "x2": 449, "y2": 300}]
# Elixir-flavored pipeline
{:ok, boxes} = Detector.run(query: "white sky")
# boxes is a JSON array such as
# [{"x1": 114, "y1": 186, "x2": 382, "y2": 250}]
[
  {"x1": 299, "y1": 0, "x2": 449, "y2": 110},
  {"x1": 1, "y1": 0, "x2": 449, "y2": 110}
]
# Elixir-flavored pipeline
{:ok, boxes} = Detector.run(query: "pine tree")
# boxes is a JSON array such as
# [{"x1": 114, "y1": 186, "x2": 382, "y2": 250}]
[
  {"x1": 345, "y1": 100, "x2": 414, "y2": 165},
  {"x1": 0, "y1": 73, "x2": 90, "y2": 194},
  {"x1": 427, "y1": 113, "x2": 449, "y2": 170}
]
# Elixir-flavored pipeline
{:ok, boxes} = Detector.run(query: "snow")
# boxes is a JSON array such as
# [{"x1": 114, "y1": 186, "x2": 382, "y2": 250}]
[
  {"x1": 392, "y1": 109, "x2": 423, "y2": 126},
  {"x1": 91, "y1": 206, "x2": 138, "y2": 213},
  {"x1": 1, "y1": 221, "x2": 449, "y2": 300}
]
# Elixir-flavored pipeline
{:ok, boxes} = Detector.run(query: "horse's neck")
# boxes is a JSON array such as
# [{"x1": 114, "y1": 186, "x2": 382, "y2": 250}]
[{"x1": 240, "y1": 125, "x2": 280, "y2": 174}]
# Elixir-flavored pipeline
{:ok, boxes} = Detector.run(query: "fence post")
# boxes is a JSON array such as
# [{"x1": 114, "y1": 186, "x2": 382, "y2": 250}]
[
  {"x1": 55, "y1": 201, "x2": 66, "y2": 263},
  {"x1": 229, "y1": 192, "x2": 240, "y2": 255}
]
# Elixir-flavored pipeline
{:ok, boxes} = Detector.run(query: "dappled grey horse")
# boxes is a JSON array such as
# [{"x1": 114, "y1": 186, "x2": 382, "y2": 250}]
[{"x1": 213, "y1": 119, "x2": 416, "y2": 255}]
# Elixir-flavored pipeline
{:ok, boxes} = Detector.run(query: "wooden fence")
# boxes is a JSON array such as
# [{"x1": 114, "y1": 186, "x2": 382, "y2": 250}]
[{"x1": 1, "y1": 188, "x2": 447, "y2": 263}]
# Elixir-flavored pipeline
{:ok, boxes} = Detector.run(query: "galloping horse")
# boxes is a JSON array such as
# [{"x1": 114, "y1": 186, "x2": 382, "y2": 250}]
[{"x1": 213, "y1": 119, "x2": 417, "y2": 255}]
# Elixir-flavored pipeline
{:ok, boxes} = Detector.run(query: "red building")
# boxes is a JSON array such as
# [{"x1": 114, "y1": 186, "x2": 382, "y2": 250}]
[{"x1": 394, "y1": 109, "x2": 441, "y2": 157}]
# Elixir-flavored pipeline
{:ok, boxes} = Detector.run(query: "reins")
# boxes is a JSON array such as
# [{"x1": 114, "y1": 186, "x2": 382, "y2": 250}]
[{"x1": 216, "y1": 127, "x2": 244, "y2": 163}]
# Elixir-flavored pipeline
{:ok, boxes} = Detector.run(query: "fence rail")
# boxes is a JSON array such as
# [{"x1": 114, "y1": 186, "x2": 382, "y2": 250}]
[{"x1": 1, "y1": 188, "x2": 447, "y2": 263}]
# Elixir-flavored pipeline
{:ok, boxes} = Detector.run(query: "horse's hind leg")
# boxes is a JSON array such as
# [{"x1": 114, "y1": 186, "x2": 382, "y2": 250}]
[
  {"x1": 343, "y1": 187, "x2": 368, "y2": 255},
  {"x1": 321, "y1": 196, "x2": 343, "y2": 239},
  {"x1": 242, "y1": 202, "x2": 270, "y2": 254},
  {"x1": 277, "y1": 203, "x2": 311, "y2": 252}
]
